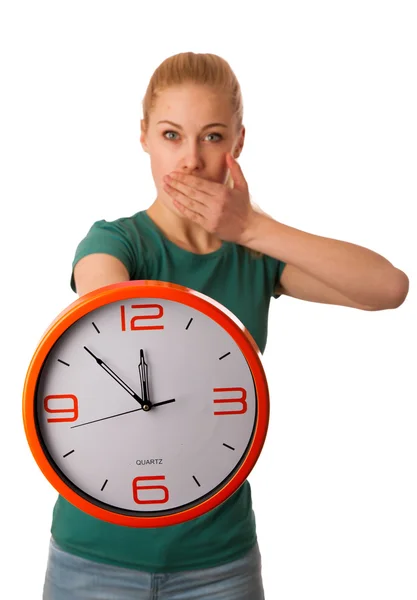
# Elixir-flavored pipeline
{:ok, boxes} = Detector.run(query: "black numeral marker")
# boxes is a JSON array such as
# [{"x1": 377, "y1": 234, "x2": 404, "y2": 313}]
[
  {"x1": 92, "y1": 322, "x2": 100, "y2": 334},
  {"x1": 57, "y1": 359, "x2": 70, "y2": 367},
  {"x1": 63, "y1": 450, "x2": 75, "y2": 458},
  {"x1": 186, "y1": 318, "x2": 193, "y2": 330},
  {"x1": 219, "y1": 352, "x2": 231, "y2": 360},
  {"x1": 192, "y1": 475, "x2": 201, "y2": 487},
  {"x1": 223, "y1": 443, "x2": 235, "y2": 451},
  {"x1": 101, "y1": 479, "x2": 108, "y2": 491}
]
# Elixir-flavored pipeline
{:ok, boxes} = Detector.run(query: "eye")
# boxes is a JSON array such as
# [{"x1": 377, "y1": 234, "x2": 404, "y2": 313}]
[
  {"x1": 205, "y1": 133, "x2": 223, "y2": 142},
  {"x1": 162, "y1": 131, "x2": 223, "y2": 142},
  {"x1": 163, "y1": 130, "x2": 179, "y2": 141}
]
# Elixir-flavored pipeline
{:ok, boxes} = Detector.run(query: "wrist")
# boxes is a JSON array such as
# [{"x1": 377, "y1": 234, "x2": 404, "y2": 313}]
[{"x1": 239, "y1": 208, "x2": 274, "y2": 249}]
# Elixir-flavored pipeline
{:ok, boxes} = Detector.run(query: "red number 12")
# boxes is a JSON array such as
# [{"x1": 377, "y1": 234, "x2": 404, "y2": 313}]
[{"x1": 120, "y1": 304, "x2": 164, "y2": 331}]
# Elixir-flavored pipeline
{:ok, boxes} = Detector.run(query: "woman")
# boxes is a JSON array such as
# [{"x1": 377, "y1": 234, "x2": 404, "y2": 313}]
[{"x1": 43, "y1": 51, "x2": 409, "y2": 600}]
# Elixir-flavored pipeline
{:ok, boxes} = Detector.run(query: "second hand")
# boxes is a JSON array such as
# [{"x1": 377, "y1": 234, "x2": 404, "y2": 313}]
[{"x1": 70, "y1": 399, "x2": 176, "y2": 429}]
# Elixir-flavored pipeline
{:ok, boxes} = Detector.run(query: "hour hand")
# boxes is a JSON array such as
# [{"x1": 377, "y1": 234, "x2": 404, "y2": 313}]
[
  {"x1": 138, "y1": 349, "x2": 152, "y2": 408},
  {"x1": 84, "y1": 346, "x2": 146, "y2": 409}
]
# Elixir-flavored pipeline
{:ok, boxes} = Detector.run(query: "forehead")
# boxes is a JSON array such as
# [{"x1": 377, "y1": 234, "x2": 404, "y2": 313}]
[{"x1": 150, "y1": 84, "x2": 234, "y2": 123}]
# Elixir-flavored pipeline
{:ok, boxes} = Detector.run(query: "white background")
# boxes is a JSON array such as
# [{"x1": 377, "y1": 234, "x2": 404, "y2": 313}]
[{"x1": 1, "y1": 1, "x2": 416, "y2": 598}]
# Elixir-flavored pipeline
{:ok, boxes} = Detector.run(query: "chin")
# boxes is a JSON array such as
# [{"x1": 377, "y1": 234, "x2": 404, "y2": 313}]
[{"x1": 159, "y1": 192, "x2": 182, "y2": 215}]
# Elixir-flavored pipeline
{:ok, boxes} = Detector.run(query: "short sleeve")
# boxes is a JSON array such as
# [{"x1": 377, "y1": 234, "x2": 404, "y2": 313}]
[
  {"x1": 70, "y1": 219, "x2": 136, "y2": 292},
  {"x1": 272, "y1": 260, "x2": 287, "y2": 299}
]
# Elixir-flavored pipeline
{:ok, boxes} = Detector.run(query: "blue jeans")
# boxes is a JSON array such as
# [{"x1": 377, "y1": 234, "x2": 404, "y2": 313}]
[{"x1": 43, "y1": 537, "x2": 265, "y2": 599}]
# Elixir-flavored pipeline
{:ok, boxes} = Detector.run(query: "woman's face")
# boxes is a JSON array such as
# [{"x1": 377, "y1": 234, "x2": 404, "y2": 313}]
[{"x1": 140, "y1": 84, "x2": 244, "y2": 209}]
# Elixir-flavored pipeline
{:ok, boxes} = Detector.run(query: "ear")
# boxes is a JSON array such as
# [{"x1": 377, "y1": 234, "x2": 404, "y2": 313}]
[
  {"x1": 233, "y1": 125, "x2": 245, "y2": 159},
  {"x1": 140, "y1": 120, "x2": 149, "y2": 153}
]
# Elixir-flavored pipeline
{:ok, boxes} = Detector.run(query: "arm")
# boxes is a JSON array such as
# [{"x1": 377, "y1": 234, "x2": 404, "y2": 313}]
[
  {"x1": 73, "y1": 253, "x2": 130, "y2": 297},
  {"x1": 161, "y1": 161, "x2": 408, "y2": 310},
  {"x1": 243, "y1": 212, "x2": 409, "y2": 311}
]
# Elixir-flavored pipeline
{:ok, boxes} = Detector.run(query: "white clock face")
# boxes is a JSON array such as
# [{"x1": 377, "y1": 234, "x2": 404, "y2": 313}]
[{"x1": 35, "y1": 297, "x2": 258, "y2": 515}]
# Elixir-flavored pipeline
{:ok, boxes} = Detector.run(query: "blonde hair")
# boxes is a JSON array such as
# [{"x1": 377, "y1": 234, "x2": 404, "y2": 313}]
[{"x1": 142, "y1": 52, "x2": 262, "y2": 258}]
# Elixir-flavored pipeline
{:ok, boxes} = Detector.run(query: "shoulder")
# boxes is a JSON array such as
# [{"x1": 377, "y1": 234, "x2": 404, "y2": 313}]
[
  {"x1": 70, "y1": 211, "x2": 150, "y2": 292},
  {"x1": 83, "y1": 211, "x2": 144, "y2": 239},
  {"x1": 75, "y1": 210, "x2": 154, "y2": 253}
]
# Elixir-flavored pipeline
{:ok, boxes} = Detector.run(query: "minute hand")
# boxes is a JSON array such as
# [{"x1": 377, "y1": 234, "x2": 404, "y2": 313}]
[{"x1": 84, "y1": 346, "x2": 147, "y2": 409}]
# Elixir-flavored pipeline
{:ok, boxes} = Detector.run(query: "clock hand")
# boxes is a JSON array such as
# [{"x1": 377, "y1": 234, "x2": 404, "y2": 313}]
[
  {"x1": 152, "y1": 399, "x2": 176, "y2": 408},
  {"x1": 84, "y1": 346, "x2": 151, "y2": 410},
  {"x1": 70, "y1": 399, "x2": 176, "y2": 429},
  {"x1": 138, "y1": 349, "x2": 151, "y2": 406}
]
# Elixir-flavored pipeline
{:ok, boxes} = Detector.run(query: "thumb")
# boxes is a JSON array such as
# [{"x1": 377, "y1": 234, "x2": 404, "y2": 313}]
[{"x1": 227, "y1": 152, "x2": 247, "y2": 190}]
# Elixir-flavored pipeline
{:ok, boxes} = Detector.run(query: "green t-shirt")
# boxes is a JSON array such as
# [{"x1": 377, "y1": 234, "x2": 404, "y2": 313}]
[{"x1": 51, "y1": 209, "x2": 286, "y2": 572}]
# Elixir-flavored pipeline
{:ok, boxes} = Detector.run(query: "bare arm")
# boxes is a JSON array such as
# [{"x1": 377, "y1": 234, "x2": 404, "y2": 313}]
[
  {"x1": 243, "y1": 212, "x2": 409, "y2": 310},
  {"x1": 73, "y1": 253, "x2": 130, "y2": 297}
]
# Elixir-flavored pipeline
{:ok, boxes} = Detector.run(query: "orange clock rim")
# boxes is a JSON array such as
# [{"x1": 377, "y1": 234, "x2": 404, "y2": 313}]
[{"x1": 22, "y1": 280, "x2": 269, "y2": 527}]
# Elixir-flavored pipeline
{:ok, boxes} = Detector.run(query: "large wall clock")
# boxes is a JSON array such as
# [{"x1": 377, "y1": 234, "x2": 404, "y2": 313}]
[{"x1": 23, "y1": 281, "x2": 269, "y2": 527}]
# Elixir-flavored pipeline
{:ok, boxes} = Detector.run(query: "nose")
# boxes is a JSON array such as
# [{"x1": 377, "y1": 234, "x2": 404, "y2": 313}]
[{"x1": 179, "y1": 143, "x2": 203, "y2": 173}]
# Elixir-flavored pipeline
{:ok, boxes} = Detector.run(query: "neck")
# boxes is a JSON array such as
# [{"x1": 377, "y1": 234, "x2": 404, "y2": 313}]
[{"x1": 146, "y1": 200, "x2": 223, "y2": 254}]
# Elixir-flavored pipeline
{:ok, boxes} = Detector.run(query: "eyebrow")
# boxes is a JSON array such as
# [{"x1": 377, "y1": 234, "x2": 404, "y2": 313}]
[{"x1": 157, "y1": 120, "x2": 228, "y2": 130}]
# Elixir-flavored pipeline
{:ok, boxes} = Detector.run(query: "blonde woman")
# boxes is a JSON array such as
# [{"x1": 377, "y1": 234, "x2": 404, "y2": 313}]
[{"x1": 43, "y1": 52, "x2": 409, "y2": 600}]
